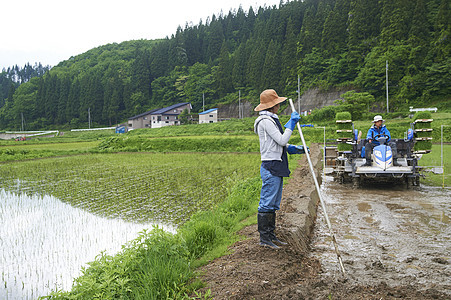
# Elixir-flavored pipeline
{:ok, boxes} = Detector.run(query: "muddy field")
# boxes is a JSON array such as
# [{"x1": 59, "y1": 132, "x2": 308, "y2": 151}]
[
  {"x1": 198, "y1": 144, "x2": 450, "y2": 299},
  {"x1": 313, "y1": 177, "x2": 450, "y2": 295}
]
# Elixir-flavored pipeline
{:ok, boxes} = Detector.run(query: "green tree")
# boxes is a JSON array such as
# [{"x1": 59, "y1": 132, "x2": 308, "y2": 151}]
[
  {"x1": 232, "y1": 43, "x2": 248, "y2": 89},
  {"x1": 429, "y1": 0, "x2": 450, "y2": 62},
  {"x1": 247, "y1": 40, "x2": 265, "y2": 91},
  {"x1": 215, "y1": 42, "x2": 233, "y2": 97},
  {"x1": 379, "y1": 0, "x2": 413, "y2": 48},
  {"x1": 321, "y1": 0, "x2": 350, "y2": 57},
  {"x1": 261, "y1": 39, "x2": 282, "y2": 91},
  {"x1": 407, "y1": 0, "x2": 431, "y2": 76},
  {"x1": 56, "y1": 76, "x2": 71, "y2": 124},
  {"x1": 178, "y1": 108, "x2": 191, "y2": 124},
  {"x1": 334, "y1": 90, "x2": 375, "y2": 120},
  {"x1": 299, "y1": 48, "x2": 328, "y2": 86},
  {"x1": 298, "y1": 6, "x2": 318, "y2": 59},
  {"x1": 44, "y1": 74, "x2": 59, "y2": 124},
  {"x1": 131, "y1": 46, "x2": 153, "y2": 101},
  {"x1": 347, "y1": 0, "x2": 381, "y2": 74},
  {"x1": 205, "y1": 18, "x2": 225, "y2": 62},
  {"x1": 66, "y1": 79, "x2": 80, "y2": 125},
  {"x1": 280, "y1": 17, "x2": 298, "y2": 94},
  {"x1": 168, "y1": 28, "x2": 188, "y2": 70},
  {"x1": 184, "y1": 63, "x2": 214, "y2": 111},
  {"x1": 150, "y1": 39, "x2": 170, "y2": 78}
]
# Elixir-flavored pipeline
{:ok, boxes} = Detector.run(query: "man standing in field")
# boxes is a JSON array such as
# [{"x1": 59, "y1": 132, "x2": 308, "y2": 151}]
[{"x1": 253, "y1": 89, "x2": 305, "y2": 249}]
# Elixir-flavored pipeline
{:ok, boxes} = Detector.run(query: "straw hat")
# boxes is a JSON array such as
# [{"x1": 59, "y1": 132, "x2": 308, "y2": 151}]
[
  {"x1": 372, "y1": 115, "x2": 384, "y2": 123},
  {"x1": 254, "y1": 89, "x2": 287, "y2": 111}
]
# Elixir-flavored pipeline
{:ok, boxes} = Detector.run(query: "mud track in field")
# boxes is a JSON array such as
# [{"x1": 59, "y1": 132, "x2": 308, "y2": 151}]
[{"x1": 196, "y1": 144, "x2": 450, "y2": 299}]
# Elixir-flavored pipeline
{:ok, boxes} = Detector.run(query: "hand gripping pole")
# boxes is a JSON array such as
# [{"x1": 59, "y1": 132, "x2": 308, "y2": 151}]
[{"x1": 288, "y1": 99, "x2": 346, "y2": 275}]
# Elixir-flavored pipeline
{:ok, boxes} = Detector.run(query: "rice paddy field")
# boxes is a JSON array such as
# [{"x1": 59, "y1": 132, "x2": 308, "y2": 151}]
[
  {"x1": 0, "y1": 153, "x2": 260, "y2": 225},
  {"x1": 0, "y1": 139, "x2": 261, "y2": 299},
  {"x1": 0, "y1": 190, "x2": 167, "y2": 299}
]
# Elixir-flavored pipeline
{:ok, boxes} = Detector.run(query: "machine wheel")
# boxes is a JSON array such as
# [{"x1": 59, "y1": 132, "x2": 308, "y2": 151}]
[
  {"x1": 352, "y1": 177, "x2": 360, "y2": 188},
  {"x1": 414, "y1": 176, "x2": 420, "y2": 186}
]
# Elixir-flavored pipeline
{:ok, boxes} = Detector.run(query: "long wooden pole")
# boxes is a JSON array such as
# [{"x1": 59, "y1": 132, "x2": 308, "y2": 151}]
[{"x1": 288, "y1": 99, "x2": 346, "y2": 275}]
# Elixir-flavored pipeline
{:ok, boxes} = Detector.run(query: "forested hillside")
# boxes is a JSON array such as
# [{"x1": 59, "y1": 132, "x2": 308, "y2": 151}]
[
  {"x1": 0, "y1": 0, "x2": 449, "y2": 130},
  {"x1": 0, "y1": 63, "x2": 50, "y2": 111}
]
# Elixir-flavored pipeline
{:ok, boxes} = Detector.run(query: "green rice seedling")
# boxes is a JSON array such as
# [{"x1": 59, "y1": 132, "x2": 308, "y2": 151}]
[
  {"x1": 0, "y1": 153, "x2": 260, "y2": 225},
  {"x1": 414, "y1": 111, "x2": 433, "y2": 151},
  {"x1": 336, "y1": 112, "x2": 353, "y2": 151}
]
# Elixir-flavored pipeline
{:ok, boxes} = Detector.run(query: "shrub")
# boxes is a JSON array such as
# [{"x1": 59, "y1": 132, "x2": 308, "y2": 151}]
[{"x1": 311, "y1": 105, "x2": 338, "y2": 123}]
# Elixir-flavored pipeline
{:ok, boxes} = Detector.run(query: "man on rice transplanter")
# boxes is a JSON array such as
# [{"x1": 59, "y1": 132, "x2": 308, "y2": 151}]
[
  {"x1": 254, "y1": 89, "x2": 307, "y2": 249},
  {"x1": 364, "y1": 115, "x2": 400, "y2": 166}
]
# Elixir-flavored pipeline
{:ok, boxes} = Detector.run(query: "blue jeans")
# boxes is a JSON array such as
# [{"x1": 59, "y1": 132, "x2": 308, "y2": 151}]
[{"x1": 258, "y1": 165, "x2": 283, "y2": 213}]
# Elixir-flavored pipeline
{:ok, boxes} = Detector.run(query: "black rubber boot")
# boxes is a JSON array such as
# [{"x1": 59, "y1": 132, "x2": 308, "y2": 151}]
[
  {"x1": 257, "y1": 212, "x2": 279, "y2": 249},
  {"x1": 268, "y1": 212, "x2": 287, "y2": 245},
  {"x1": 364, "y1": 159, "x2": 372, "y2": 166}
]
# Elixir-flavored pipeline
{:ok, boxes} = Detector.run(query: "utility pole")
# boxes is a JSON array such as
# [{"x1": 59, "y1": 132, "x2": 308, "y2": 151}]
[
  {"x1": 202, "y1": 93, "x2": 205, "y2": 112},
  {"x1": 297, "y1": 75, "x2": 301, "y2": 114},
  {"x1": 88, "y1": 108, "x2": 91, "y2": 129},
  {"x1": 386, "y1": 60, "x2": 389, "y2": 114},
  {"x1": 239, "y1": 90, "x2": 241, "y2": 119}
]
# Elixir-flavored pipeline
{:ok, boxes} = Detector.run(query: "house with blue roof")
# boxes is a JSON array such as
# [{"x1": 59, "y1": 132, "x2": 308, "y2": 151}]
[
  {"x1": 128, "y1": 102, "x2": 191, "y2": 129},
  {"x1": 199, "y1": 108, "x2": 218, "y2": 124}
]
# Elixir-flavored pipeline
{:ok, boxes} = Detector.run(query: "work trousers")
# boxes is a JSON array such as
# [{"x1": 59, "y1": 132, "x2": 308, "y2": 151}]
[{"x1": 258, "y1": 165, "x2": 283, "y2": 213}]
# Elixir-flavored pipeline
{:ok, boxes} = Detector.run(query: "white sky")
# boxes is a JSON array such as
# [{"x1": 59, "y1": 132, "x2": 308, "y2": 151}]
[{"x1": 1, "y1": 0, "x2": 280, "y2": 69}]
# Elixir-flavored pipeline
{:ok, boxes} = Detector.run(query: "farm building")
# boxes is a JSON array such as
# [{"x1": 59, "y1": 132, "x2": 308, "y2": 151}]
[
  {"x1": 127, "y1": 109, "x2": 158, "y2": 129},
  {"x1": 128, "y1": 102, "x2": 192, "y2": 129},
  {"x1": 199, "y1": 108, "x2": 218, "y2": 124}
]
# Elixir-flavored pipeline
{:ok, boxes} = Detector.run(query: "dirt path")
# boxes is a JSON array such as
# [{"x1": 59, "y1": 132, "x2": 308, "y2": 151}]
[{"x1": 197, "y1": 144, "x2": 449, "y2": 299}]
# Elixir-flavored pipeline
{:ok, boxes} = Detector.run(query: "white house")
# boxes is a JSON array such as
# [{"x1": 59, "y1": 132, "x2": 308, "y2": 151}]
[
  {"x1": 128, "y1": 102, "x2": 192, "y2": 129},
  {"x1": 199, "y1": 108, "x2": 218, "y2": 124},
  {"x1": 150, "y1": 102, "x2": 192, "y2": 128}
]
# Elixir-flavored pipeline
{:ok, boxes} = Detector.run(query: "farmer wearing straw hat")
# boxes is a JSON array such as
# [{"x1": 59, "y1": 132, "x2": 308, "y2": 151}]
[
  {"x1": 253, "y1": 89, "x2": 306, "y2": 249},
  {"x1": 364, "y1": 115, "x2": 400, "y2": 166}
]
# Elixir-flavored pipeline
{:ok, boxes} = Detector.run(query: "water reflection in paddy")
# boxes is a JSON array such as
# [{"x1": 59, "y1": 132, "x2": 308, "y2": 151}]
[{"x1": 0, "y1": 189, "x2": 173, "y2": 300}]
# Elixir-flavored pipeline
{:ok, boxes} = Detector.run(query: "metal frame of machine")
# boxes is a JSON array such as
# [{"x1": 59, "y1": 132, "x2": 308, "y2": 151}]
[{"x1": 324, "y1": 120, "x2": 434, "y2": 187}]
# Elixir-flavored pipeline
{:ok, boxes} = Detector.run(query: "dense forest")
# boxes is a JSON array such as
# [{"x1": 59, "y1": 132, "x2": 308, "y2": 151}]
[
  {"x1": 0, "y1": 0, "x2": 449, "y2": 130},
  {"x1": 0, "y1": 63, "x2": 50, "y2": 111}
]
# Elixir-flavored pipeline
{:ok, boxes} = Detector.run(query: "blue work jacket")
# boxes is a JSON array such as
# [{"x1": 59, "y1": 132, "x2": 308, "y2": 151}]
[{"x1": 366, "y1": 124, "x2": 391, "y2": 146}]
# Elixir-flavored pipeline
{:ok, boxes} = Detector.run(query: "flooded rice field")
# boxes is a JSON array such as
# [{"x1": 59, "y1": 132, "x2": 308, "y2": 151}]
[
  {"x1": 312, "y1": 177, "x2": 450, "y2": 294},
  {"x1": 0, "y1": 189, "x2": 170, "y2": 300},
  {"x1": 0, "y1": 153, "x2": 259, "y2": 299}
]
